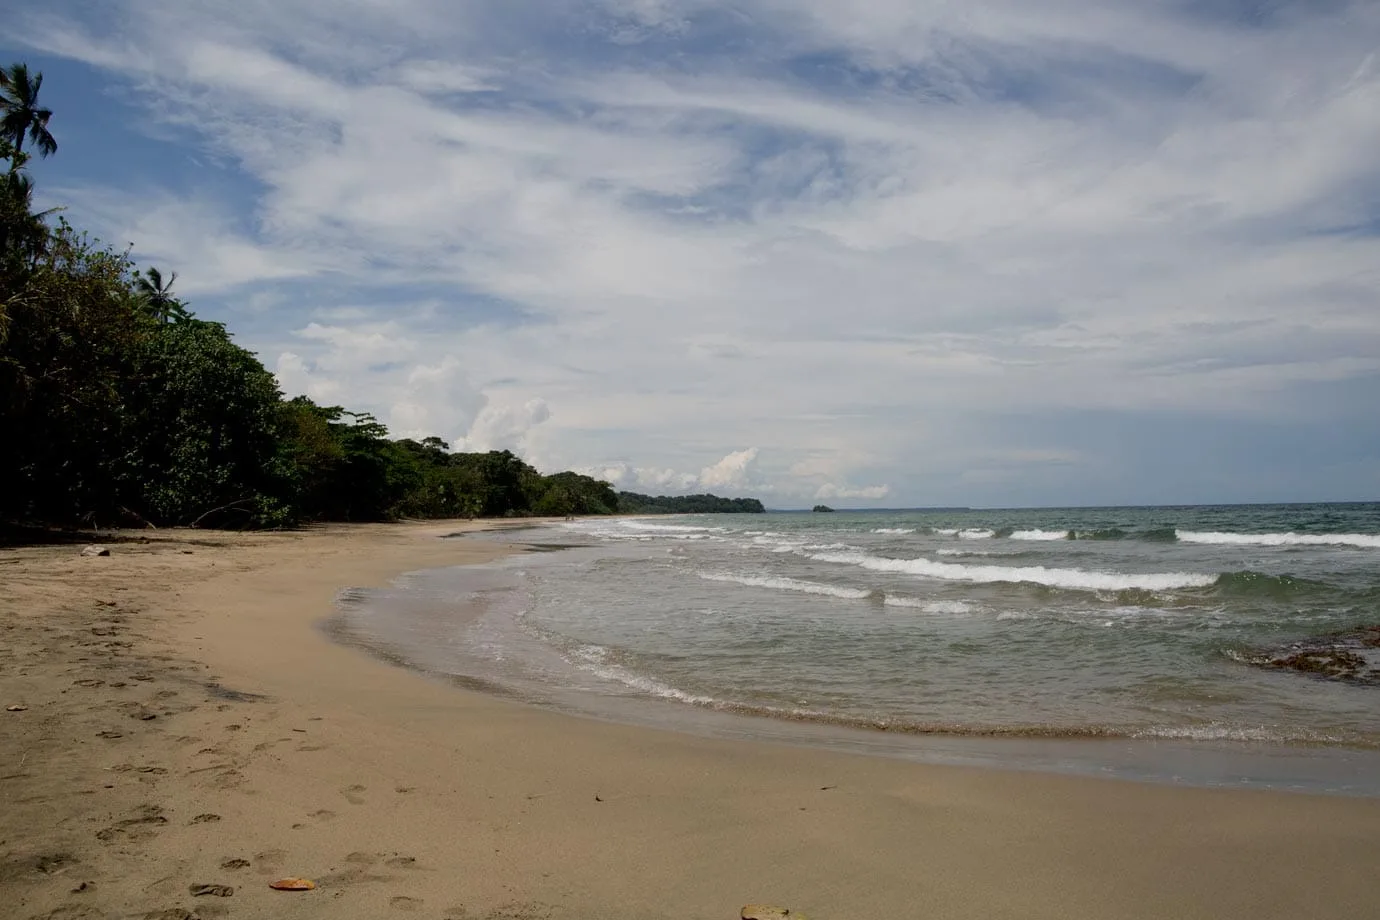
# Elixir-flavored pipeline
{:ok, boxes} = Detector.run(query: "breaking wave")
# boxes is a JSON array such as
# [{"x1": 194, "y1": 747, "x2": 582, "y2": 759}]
[
  {"x1": 620, "y1": 521, "x2": 723, "y2": 533},
  {"x1": 883, "y1": 597, "x2": 977, "y2": 614},
  {"x1": 807, "y1": 550, "x2": 1217, "y2": 592},
  {"x1": 567, "y1": 645, "x2": 715, "y2": 705},
  {"x1": 1178, "y1": 531, "x2": 1380, "y2": 549},
  {"x1": 697, "y1": 571, "x2": 874, "y2": 600},
  {"x1": 1011, "y1": 529, "x2": 1071, "y2": 541}
]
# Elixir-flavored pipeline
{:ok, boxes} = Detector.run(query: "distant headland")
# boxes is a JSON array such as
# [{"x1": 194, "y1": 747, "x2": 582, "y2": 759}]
[{"x1": 617, "y1": 492, "x2": 765, "y2": 514}]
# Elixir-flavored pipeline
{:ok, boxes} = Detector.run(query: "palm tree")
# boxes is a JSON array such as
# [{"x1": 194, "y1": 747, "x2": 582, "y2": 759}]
[
  {"x1": 0, "y1": 164, "x2": 59, "y2": 266},
  {"x1": 0, "y1": 63, "x2": 57, "y2": 159},
  {"x1": 135, "y1": 267, "x2": 189, "y2": 322}
]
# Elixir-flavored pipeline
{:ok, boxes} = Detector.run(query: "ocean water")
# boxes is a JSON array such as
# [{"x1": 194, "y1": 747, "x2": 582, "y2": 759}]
[{"x1": 333, "y1": 503, "x2": 1380, "y2": 793}]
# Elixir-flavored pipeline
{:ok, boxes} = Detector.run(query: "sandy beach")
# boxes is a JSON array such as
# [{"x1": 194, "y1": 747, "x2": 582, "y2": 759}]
[{"x1": 3, "y1": 522, "x2": 1379, "y2": 920}]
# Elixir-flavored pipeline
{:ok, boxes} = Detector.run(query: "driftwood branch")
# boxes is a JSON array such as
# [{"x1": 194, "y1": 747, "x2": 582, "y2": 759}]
[
  {"x1": 190, "y1": 499, "x2": 254, "y2": 529},
  {"x1": 118, "y1": 506, "x2": 158, "y2": 529}
]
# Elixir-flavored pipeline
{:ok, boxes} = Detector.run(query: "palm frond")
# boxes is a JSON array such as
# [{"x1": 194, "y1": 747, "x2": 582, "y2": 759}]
[{"x1": 0, "y1": 64, "x2": 56, "y2": 158}]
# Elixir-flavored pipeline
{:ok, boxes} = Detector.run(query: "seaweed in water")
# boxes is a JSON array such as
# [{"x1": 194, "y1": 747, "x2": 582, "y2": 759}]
[{"x1": 1244, "y1": 625, "x2": 1380, "y2": 686}]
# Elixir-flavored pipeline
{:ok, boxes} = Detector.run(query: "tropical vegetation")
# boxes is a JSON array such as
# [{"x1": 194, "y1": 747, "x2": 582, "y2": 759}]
[
  {"x1": 618, "y1": 493, "x2": 766, "y2": 514},
  {"x1": 0, "y1": 62, "x2": 762, "y2": 529}
]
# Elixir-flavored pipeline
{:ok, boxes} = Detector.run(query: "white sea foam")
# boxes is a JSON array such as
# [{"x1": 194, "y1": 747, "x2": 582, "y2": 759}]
[
  {"x1": 569, "y1": 644, "x2": 715, "y2": 704},
  {"x1": 808, "y1": 551, "x2": 1216, "y2": 591},
  {"x1": 934, "y1": 528, "x2": 959, "y2": 535},
  {"x1": 872, "y1": 527, "x2": 916, "y2": 534},
  {"x1": 620, "y1": 521, "x2": 722, "y2": 533},
  {"x1": 936, "y1": 548, "x2": 996, "y2": 557},
  {"x1": 1010, "y1": 529, "x2": 1071, "y2": 541},
  {"x1": 750, "y1": 534, "x2": 804, "y2": 549},
  {"x1": 1129, "y1": 723, "x2": 1334, "y2": 744},
  {"x1": 566, "y1": 520, "x2": 724, "y2": 541},
  {"x1": 958, "y1": 529, "x2": 995, "y2": 539},
  {"x1": 883, "y1": 597, "x2": 976, "y2": 614},
  {"x1": 697, "y1": 571, "x2": 873, "y2": 600},
  {"x1": 1177, "y1": 530, "x2": 1380, "y2": 549}
]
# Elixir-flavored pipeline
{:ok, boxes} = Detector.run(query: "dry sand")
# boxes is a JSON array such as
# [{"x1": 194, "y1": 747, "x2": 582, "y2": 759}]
[{"x1": 3, "y1": 521, "x2": 1379, "y2": 920}]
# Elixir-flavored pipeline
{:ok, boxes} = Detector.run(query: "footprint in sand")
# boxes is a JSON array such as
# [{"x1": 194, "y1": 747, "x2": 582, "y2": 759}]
[
  {"x1": 341, "y1": 784, "x2": 366, "y2": 805},
  {"x1": 308, "y1": 809, "x2": 337, "y2": 821},
  {"x1": 30, "y1": 853, "x2": 79, "y2": 875},
  {"x1": 220, "y1": 858, "x2": 251, "y2": 870},
  {"x1": 209, "y1": 774, "x2": 240, "y2": 791},
  {"x1": 252, "y1": 849, "x2": 286, "y2": 875},
  {"x1": 96, "y1": 804, "x2": 167, "y2": 843},
  {"x1": 389, "y1": 896, "x2": 423, "y2": 911},
  {"x1": 28, "y1": 907, "x2": 106, "y2": 920},
  {"x1": 384, "y1": 856, "x2": 418, "y2": 869}
]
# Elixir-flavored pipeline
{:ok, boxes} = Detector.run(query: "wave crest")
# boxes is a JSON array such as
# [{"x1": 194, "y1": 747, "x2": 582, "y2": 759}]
[
  {"x1": 697, "y1": 571, "x2": 874, "y2": 600},
  {"x1": 1179, "y1": 531, "x2": 1380, "y2": 549},
  {"x1": 808, "y1": 551, "x2": 1216, "y2": 592}
]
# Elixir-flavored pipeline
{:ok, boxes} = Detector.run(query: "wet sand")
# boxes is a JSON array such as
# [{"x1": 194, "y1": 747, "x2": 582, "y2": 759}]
[{"x1": 3, "y1": 521, "x2": 1379, "y2": 920}]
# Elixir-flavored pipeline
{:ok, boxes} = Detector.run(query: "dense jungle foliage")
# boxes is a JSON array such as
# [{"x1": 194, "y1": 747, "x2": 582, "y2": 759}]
[
  {"x1": 0, "y1": 63, "x2": 762, "y2": 528},
  {"x1": 616, "y1": 493, "x2": 767, "y2": 514}
]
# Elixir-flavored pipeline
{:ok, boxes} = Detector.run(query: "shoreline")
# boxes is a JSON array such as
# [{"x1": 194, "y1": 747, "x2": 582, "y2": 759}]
[
  {"x1": 332, "y1": 533, "x2": 1380, "y2": 796},
  {"x1": 4, "y1": 523, "x2": 1380, "y2": 919}
]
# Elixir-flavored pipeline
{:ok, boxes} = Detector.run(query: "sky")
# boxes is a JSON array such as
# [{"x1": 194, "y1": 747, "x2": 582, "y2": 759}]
[{"x1": 4, "y1": 0, "x2": 1379, "y2": 509}]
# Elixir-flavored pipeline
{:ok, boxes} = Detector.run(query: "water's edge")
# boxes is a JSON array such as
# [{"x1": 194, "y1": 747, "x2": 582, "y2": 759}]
[{"x1": 322, "y1": 539, "x2": 1380, "y2": 798}]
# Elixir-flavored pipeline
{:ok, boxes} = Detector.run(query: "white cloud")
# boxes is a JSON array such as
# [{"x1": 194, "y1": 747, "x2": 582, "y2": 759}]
[
  {"x1": 390, "y1": 357, "x2": 487, "y2": 445},
  {"x1": 697, "y1": 447, "x2": 760, "y2": 491},
  {"x1": 392, "y1": 60, "x2": 498, "y2": 95},
  {"x1": 814, "y1": 483, "x2": 891, "y2": 501},
  {"x1": 15, "y1": 0, "x2": 1380, "y2": 505},
  {"x1": 458, "y1": 398, "x2": 552, "y2": 453}
]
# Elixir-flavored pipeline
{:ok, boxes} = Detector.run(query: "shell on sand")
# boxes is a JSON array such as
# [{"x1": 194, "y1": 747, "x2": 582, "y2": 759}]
[
  {"x1": 269, "y1": 878, "x2": 316, "y2": 891},
  {"x1": 742, "y1": 907, "x2": 804, "y2": 920}
]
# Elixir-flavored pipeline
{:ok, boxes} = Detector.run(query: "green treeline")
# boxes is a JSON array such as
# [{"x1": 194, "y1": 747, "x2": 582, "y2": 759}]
[
  {"x1": 0, "y1": 63, "x2": 762, "y2": 528},
  {"x1": 616, "y1": 492, "x2": 766, "y2": 514}
]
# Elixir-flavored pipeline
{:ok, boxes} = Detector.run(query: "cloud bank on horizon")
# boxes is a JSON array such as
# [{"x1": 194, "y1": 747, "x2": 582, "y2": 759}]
[{"x1": 5, "y1": 0, "x2": 1380, "y2": 507}]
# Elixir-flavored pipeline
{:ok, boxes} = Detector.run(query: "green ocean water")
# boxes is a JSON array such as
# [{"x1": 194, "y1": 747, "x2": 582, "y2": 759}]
[{"x1": 520, "y1": 503, "x2": 1380, "y2": 746}]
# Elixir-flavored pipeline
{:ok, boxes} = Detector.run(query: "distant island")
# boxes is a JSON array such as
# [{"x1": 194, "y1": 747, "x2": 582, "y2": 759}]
[
  {"x1": 812, "y1": 504, "x2": 835, "y2": 513},
  {"x1": 617, "y1": 492, "x2": 766, "y2": 514}
]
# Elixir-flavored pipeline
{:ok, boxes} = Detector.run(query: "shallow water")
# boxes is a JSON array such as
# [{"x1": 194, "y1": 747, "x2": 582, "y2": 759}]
[{"x1": 332, "y1": 503, "x2": 1380, "y2": 794}]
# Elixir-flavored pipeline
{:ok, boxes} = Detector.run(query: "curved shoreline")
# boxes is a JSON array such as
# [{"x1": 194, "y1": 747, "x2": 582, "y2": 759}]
[
  {"x1": 4, "y1": 521, "x2": 1380, "y2": 919},
  {"x1": 325, "y1": 539, "x2": 1380, "y2": 794}
]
